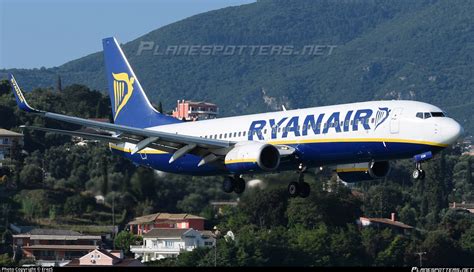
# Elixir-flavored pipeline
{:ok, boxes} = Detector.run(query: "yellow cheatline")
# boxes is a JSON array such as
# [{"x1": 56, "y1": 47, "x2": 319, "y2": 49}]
[
  {"x1": 224, "y1": 159, "x2": 257, "y2": 164},
  {"x1": 336, "y1": 168, "x2": 369, "y2": 173},
  {"x1": 108, "y1": 137, "x2": 447, "y2": 157},
  {"x1": 268, "y1": 138, "x2": 448, "y2": 147},
  {"x1": 109, "y1": 144, "x2": 167, "y2": 154}
]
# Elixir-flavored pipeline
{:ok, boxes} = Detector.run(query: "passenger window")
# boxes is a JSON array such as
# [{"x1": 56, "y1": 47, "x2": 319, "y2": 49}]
[
  {"x1": 234, "y1": 132, "x2": 237, "y2": 137},
  {"x1": 264, "y1": 129, "x2": 267, "y2": 134},
  {"x1": 238, "y1": 132, "x2": 241, "y2": 137},
  {"x1": 243, "y1": 131, "x2": 246, "y2": 136},
  {"x1": 219, "y1": 134, "x2": 222, "y2": 139},
  {"x1": 416, "y1": 112, "x2": 423, "y2": 119},
  {"x1": 424, "y1": 112, "x2": 431, "y2": 119}
]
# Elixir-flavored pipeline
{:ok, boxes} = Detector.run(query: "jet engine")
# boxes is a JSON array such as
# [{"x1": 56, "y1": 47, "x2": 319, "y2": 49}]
[
  {"x1": 336, "y1": 161, "x2": 390, "y2": 183},
  {"x1": 225, "y1": 142, "x2": 280, "y2": 173}
]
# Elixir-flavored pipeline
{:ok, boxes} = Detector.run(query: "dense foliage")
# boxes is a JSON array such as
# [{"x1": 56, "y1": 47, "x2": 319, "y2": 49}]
[{"x1": 0, "y1": 83, "x2": 472, "y2": 267}]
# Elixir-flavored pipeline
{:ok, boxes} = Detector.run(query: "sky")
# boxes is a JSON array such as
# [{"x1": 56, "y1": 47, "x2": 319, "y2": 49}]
[{"x1": 0, "y1": 0, "x2": 255, "y2": 69}]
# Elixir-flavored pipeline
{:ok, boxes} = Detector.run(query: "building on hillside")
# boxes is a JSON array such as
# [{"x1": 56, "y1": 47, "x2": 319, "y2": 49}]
[
  {"x1": 12, "y1": 228, "x2": 102, "y2": 266},
  {"x1": 210, "y1": 200, "x2": 239, "y2": 215},
  {"x1": 130, "y1": 228, "x2": 215, "y2": 262},
  {"x1": 72, "y1": 119, "x2": 112, "y2": 146},
  {"x1": 450, "y1": 202, "x2": 474, "y2": 214},
  {"x1": 357, "y1": 213, "x2": 413, "y2": 235},
  {"x1": 171, "y1": 100, "x2": 218, "y2": 121},
  {"x1": 65, "y1": 249, "x2": 143, "y2": 267},
  {"x1": 0, "y1": 128, "x2": 23, "y2": 165},
  {"x1": 127, "y1": 213, "x2": 205, "y2": 235}
]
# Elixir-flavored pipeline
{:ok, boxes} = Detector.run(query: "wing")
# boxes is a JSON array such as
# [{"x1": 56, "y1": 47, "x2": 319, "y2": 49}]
[
  {"x1": 10, "y1": 75, "x2": 295, "y2": 165},
  {"x1": 10, "y1": 75, "x2": 232, "y2": 162}
]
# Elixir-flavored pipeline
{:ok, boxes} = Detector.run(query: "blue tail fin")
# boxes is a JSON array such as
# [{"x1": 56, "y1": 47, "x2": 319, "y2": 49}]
[{"x1": 102, "y1": 37, "x2": 181, "y2": 128}]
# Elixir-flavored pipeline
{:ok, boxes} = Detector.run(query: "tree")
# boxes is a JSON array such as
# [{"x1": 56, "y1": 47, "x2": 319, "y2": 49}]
[
  {"x1": 460, "y1": 226, "x2": 474, "y2": 255},
  {"x1": 2, "y1": 230, "x2": 13, "y2": 255},
  {"x1": 330, "y1": 225, "x2": 365, "y2": 266},
  {"x1": 63, "y1": 195, "x2": 95, "y2": 216},
  {"x1": 0, "y1": 80, "x2": 10, "y2": 96},
  {"x1": 177, "y1": 193, "x2": 206, "y2": 214},
  {"x1": 422, "y1": 231, "x2": 460, "y2": 266},
  {"x1": 240, "y1": 187, "x2": 288, "y2": 228},
  {"x1": 56, "y1": 75, "x2": 62, "y2": 92},
  {"x1": 19, "y1": 164, "x2": 43, "y2": 185},
  {"x1": 375, "y1": 235, "x2": 408, "y2": 266},
  {"x1": 101, "y1": 156, "x2": 108, "y2": 195},
  {"x1": 289, "y1": 224, "x2": 332, "y2": 266},
  {"x1": 0, "y1": 253, "x2": 14, "y2": 266},
  {"x1": 130, "y1": 167, "x2": 156, "y2": 200},
  {"x1": 114, "y1": 231, "x2": 139, "y2": 255}
]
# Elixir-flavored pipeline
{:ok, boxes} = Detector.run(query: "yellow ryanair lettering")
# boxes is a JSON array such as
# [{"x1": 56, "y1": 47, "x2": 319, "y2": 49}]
[
  {"x1": 12, "y1": 79, "x2": 24, "y2": 103},
  {"x1": 112, "y1": 72, "x2": 135, "y2": 120}
]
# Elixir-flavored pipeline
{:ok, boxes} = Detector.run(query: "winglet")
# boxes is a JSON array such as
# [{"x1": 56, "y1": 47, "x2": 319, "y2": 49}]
[{"x1": 9, "y1": 74, "x2": 41, "y2": 113}]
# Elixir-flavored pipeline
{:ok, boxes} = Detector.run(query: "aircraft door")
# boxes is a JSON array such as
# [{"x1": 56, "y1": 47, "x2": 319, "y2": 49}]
[{"x1": 390, "y1": 108, "x2": 403, "y2": 134}]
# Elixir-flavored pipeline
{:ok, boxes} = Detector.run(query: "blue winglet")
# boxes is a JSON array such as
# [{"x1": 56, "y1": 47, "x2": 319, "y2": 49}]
[{"x1": 9, "y1": 74, "x2": 41, "y2": 113}]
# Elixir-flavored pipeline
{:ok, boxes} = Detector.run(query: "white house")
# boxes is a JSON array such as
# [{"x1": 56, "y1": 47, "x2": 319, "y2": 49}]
[{"x1": 130, "y1": 228, "x2": 215, "y2": 262}]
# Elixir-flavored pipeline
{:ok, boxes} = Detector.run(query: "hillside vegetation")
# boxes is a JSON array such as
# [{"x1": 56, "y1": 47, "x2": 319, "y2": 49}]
[{"x1": 2, "y1": 0, "x2": 472, "y2": 133}]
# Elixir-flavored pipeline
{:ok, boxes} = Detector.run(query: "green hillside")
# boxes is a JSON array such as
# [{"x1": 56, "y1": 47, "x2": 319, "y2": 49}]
[{"x1": 1, "y1": 0, "x2": 473, "y2": 133}]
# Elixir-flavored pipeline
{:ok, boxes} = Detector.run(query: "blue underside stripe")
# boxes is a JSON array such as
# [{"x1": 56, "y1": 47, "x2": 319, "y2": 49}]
[{"x1": 110, "y1": 141, "x2": 444, "y2": 175}]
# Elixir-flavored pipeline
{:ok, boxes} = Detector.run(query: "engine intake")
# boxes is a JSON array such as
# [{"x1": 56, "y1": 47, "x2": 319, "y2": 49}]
[{"x1": 225, "y1": 142, "x2": 280, "y2": 173}]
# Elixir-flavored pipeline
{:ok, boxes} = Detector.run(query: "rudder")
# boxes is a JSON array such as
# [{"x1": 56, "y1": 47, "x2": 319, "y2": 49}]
[{"x1": 102, "y1": 37, "x2": 180, "y2": 128}]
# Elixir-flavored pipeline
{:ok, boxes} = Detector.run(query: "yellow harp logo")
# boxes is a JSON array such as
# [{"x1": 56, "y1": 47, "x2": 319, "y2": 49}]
[{"x1": 112, "y1": 73, "x2": 135, "y2": 120}]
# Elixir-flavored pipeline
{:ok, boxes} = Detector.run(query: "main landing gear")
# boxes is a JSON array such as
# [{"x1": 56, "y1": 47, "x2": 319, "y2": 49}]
[
  {"x1": 222, "y1": 175, "x2": 246, "y2": 194},
  {"x1": 412, "y1": 162, "x2": 425, "y2": 180},
  {"x1": 287, "y1": 163, "x2": 310, "y2": 198}
]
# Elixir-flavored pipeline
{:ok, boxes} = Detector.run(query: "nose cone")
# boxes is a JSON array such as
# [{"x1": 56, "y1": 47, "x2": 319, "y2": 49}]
[{"x1": 443, "y1": 119, "x2": 464, "y2": 145}]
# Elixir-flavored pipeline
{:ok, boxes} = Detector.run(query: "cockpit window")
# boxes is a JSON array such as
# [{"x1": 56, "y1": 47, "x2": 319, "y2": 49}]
[
  {"x1": 431, "y1": 112, "x2": 445, "y2": 117},
  {"x1": 417, "y1": 112, "x2": 442, "y2": 119}
]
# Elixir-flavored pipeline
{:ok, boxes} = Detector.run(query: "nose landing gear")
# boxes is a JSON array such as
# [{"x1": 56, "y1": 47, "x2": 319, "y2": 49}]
[
  {"x1": 287, "y1": 163, "x2": 311, "y2": 198},
  {"x1": 412, "y1": 162, "x2": 425, "y2": 180},
  {"x1": 412, "y1": 151, "x2": 433, "y2": 180}
]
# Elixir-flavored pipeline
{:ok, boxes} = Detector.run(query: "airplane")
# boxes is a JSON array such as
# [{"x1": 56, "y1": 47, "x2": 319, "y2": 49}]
[{"x1": 9, "y1": 37, "x2": 464, "y2": 198}]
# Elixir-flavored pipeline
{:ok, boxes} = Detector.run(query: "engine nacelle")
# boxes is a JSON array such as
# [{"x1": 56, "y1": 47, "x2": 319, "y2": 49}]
[
  {"x1": 225, "y1": 142, "x2": 280, "y2": 173},
  {"x1": 336, "y1": 161, "x2": 390, "y2": 183}
]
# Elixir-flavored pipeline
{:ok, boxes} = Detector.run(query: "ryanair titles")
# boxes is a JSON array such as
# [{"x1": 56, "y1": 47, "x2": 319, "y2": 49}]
[{"x1": 248, "y1": 108, "x2": 390, "y2": 140}]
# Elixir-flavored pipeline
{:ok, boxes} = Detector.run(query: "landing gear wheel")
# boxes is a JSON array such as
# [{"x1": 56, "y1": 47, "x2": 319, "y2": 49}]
[
  {"x1": 233, "y1": 177, "x2": 246, "y2": 194},
  {"x1": 412, "y1": 169, "x2": 421, "y2": 180},
  {"x1": 288, "y1": 182, "x2": 299, "y2": 198},
  {"x1": 222, "y1": 177, "x2": 235, "y2": 193},
  {"x1": 412, "y1": 169, "x2": 425, "y2": 180},
  {"x1": 298, "y1": 182, "x2": 310, "y2": 198},
  {"x1": 412, "y1": 162, "x2": 425, "y2": 180}
]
